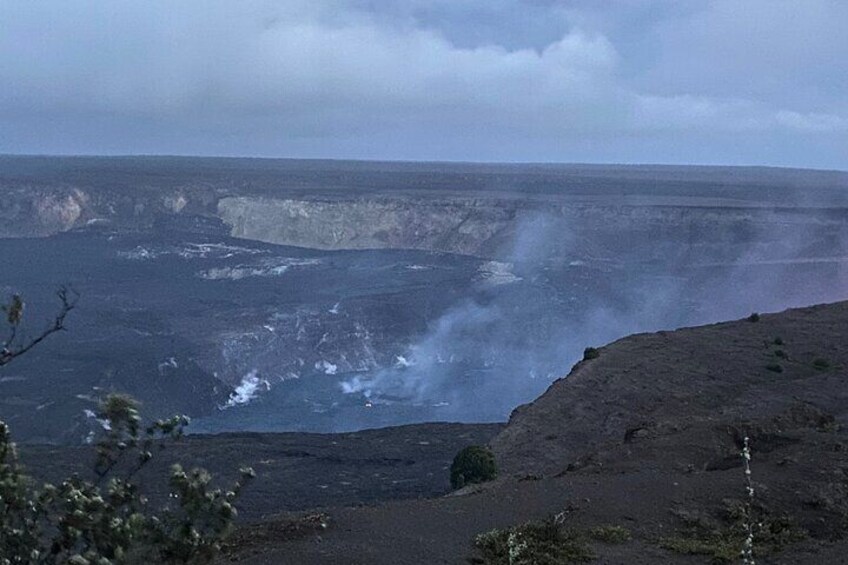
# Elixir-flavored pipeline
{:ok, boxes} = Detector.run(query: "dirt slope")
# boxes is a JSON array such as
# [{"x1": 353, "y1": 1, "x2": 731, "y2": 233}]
[{"x1": 493, "y1": 301, "x2": 848, "y2": 478}]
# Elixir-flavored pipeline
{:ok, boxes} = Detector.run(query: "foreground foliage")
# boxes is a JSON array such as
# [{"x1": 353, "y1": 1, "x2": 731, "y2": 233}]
[
  {"x1": 1, "y1": 293, "x2": 254, "y2": 563},
  {"x1": 659, "y1": 501, "x2": 806, "y2": 563},
  {"x1": 473, "y1": 517, "x2": 594, "y2": 565},
  {"x1": 0, "y1": 395, "x2": 253, "y2": 564},
  {"x1": 587, "y1": 525, "x2": 631, "y2": 544}
]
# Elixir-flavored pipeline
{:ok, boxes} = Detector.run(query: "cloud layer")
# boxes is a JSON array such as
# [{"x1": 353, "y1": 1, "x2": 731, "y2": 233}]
[{"x1": 1, "y1": 1, "x2": 845, "y2": 167}]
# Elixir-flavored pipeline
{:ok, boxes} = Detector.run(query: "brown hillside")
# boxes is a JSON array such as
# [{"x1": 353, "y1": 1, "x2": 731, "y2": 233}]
[{"x1": 492, "y1": 301, "x2": 848, "y2": 479}]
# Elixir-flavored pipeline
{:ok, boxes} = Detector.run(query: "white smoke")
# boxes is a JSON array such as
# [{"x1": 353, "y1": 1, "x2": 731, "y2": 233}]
[
  {"x1": 224, "y1": 369, "x2": 270, "y2": 408},
  {"x1": 339, "y1": 205, "x2": 848, "y2": 423}
]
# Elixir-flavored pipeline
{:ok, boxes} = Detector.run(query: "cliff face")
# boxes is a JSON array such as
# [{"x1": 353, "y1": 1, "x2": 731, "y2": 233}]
[
  {"x1": 5, "y1": 185, "x2": 848, "y2": 264},
  {"x1": 3, "y1": 188, "x2": 846, "y2": 266},
  {"x1": 217, "y1": 196, "x2": 518, "y2": 256},
  {"x1": 0, "y1": 187, "x2": 89, "y2": 237},
  {"x1": 3, "y1": 156, "x2": 848, "y2": 262},
  {"x1": 217, "y1": 195, "x2": 848, "y2": 260},
  {"x1": 0, "y1": 184, "x2": 214, "y2": 237}
]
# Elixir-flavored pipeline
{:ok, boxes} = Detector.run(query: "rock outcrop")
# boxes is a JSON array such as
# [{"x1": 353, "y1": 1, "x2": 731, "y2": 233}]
[{"x1": 217, "y1": 196, "x2": 517, "y2": 256}]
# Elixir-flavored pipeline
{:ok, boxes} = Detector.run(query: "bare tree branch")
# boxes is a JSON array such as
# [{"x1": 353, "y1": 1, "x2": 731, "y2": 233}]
[{"x1": 0, "y1": 286, "x2": 78, "y2": 367}]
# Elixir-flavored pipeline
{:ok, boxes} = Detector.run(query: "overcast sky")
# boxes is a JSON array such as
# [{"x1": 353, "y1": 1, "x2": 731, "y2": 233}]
[{"x1": 1, "y1": 1, "x2": 846, "y2": 168}]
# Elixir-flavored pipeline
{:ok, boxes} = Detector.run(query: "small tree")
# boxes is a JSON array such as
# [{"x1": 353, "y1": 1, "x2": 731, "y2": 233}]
[
  {"x1": 450, "y1": 445, "x2": 498, "y2": 489},
  {"x1": 1, "y1": 287, "x2": 76, "y2": 367}
]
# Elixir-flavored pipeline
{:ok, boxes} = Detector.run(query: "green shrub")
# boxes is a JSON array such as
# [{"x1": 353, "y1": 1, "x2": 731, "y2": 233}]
[
  {"x1": 450, "y1": 445, "x2": 497, "y2": 489},
  {"x1": 582, "y1": 347, "x2": 600, "y2": 361},
  {"x1": 474, "y1": 517, "x2": 594, "y2": 564},
  {"x1": 773, "y1": 337, "x2": 784, "y2": 346},
  {"x1": 660, "y1": 506, "x2": 806, "y2": 562},
  {"x1": 773, "y1": 349, "x2": 786, "y2": 359},
  {"x1": 588, "y1": 525, "x2": 631, "y2": 544},
  {"x1": 748, "y1": 312, "x2": 760, "y2": 322},
  {"x1": 813, "y1": 358, "x2": 831, "y2": 370},
  {"x1": 659, "y1": 533, "x2": 740, "y2": 562},
  {"x1": 765, "y1": 363, "x2": 783, "y2": 373}
]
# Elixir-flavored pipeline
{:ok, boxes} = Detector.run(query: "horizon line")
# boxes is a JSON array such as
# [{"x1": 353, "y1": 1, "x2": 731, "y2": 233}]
[{"x1": 1, "y1": 152, "x2": 846, "y2": 175}]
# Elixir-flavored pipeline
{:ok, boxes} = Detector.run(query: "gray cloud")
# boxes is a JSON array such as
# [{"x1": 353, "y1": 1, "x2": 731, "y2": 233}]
[{"x1": 0, "y1": 0, "x2": 845, "y2": 167}]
